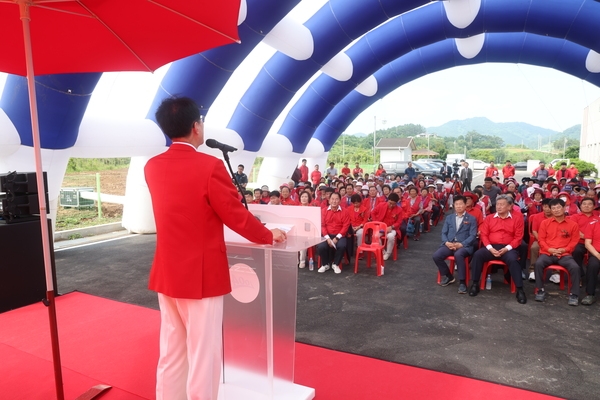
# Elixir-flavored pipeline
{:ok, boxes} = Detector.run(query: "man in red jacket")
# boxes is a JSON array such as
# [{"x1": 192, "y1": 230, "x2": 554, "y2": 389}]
[
  {"x1": 145, "y1": 97, "x2": 286, "y2": 400},
  {"x1": 371, "y1": 193, "x2": 405, "y2": 260},
  {"x1": 469, "y1": 195, "x2": 527, "y2": 303},
  {"x1": 502, "y1": 160, "x2": 516, "y2": 180},
  {"x1": 317, "y1": 192, "x2": 351, "y2": 274},
  {"x1": 534, "y1": 198, "x2": 581, "y2": 305}
]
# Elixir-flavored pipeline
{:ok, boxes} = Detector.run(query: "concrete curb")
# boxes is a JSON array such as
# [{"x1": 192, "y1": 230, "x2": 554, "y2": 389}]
[{"x1": 54, "y1": 221, "x2": 125, "y2": 241}]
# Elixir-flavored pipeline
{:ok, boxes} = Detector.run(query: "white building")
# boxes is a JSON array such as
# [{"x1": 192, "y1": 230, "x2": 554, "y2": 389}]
[
  {"x1": 581, "y1": 97, "x2": 600, "y2": 173},
  {"x1": 375, "y1": 138, "x2": 416, "y2": 162}
]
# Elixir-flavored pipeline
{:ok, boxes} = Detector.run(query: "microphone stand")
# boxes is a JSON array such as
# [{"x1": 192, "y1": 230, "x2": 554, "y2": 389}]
[{"x1": 220, "y1": 149, "x2": 248, "y2": 210}]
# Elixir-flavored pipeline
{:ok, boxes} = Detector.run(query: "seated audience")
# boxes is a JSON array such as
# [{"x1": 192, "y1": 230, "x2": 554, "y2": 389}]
[
  {"x1": 469, "y1": 195, "x2": 527, "y2": 304},
  {"x1": 433, "y1": 195, "x2": 478, "y2": 294},
  {"x1": 534, "y1": 199, "x2": 581, "y2": 306},
  {"x1": 317, "y1": 192, "x2": 350, "y2": 274}
]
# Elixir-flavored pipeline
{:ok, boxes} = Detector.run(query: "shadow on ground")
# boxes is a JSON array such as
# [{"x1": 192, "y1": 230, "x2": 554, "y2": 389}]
[{"x1": 54, "y1": 222, "x2": 600, "y2": 400}]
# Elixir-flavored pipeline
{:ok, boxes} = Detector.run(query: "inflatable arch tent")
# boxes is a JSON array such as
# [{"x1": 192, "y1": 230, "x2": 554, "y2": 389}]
[{"x1": 0, "y1": 0, "x2": 599, "y2": 233}]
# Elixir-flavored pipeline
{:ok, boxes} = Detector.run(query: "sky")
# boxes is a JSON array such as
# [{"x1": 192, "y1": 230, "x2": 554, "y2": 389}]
[{"x1": 1, "y1": 0, "x2": 599, "y2": 140}]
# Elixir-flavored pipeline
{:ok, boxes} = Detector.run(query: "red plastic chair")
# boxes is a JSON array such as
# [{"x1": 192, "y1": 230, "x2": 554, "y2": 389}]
[
  {"x1": 354, "y1": 221, "x2": 387, "y2": 276},
  {"x1": 436, "y1": 255, "x2": 470, "y2": 284},
  {"x1": 480, "y1": 260, "x2": 516, "y2": 293},
  {"x1": 543, "y1": 264, "x2": 572, "y2": 293},
  {"x1": 391, "y1": 234, "x2": 408, "y2": 261}
]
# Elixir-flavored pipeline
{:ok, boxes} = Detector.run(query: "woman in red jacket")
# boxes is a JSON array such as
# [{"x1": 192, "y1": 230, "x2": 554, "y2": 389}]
[{"x1": 406, "y1": 186, "x2": 425, "y2": 240}]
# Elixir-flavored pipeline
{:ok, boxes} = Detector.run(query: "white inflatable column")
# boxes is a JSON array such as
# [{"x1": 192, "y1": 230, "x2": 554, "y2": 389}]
[{"x1": 122, "y1": 156, "x2": 157, "y2": 234}]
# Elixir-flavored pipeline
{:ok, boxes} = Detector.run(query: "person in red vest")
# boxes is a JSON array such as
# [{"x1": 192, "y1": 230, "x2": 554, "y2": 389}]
[
  {"x1": 145, "y1": 97, "x2": 286, "y2": 399},
  {"x1": 347, "y1": 193, "x2": 370, "y2": 255},
  {"x1": 371, "y1": 192, "x2": 405, "y2": 260},
  {"x1": 502, "y1": 160, "x2": 516, "y2": 179},
  {"x1": 341, "y1": 162, "x2": 351, "y2": 177},
  {"x1": 534, "y1": 198, "x2": 581, "y2": 306},
  {"x1": 569, "y1": 197, "x2": 599, "y2": 279},
  {"x1": 485, "y1": 161, "x2": 499, "y2": 178},
  {"x1": 583, "y1": 219, "x2": 600, "y2": 305},
  {"x1": 554, "y1": 162, "x2": 570, "y2": 181},
  {"x1": 469, "y1": 194, "x2": 526, "y2": 304},
  {"x1": 317, "y1": 192, "x2": 351, "y2": 274},
  {"x1": 527, "y1": 198, "x2": 553, "y2": 281},
  {"x1": 353, "y1": 162, "x2": 364, "y2": 179},
  {"x1": 310, "y1": 164, "x2": 322, "y2": 186},
  {"x1": 362, "y1": 185, "x2": 385, "y2": 212},
  {"x1": 280, "y1": 185, "x2": 299, "y2": 206},
  {"x1": 567, "y1": 162, "x2": 579, "y2": 179},
  {"x1": 299, "y1": 158, "x2": 309, "y2": 182}
]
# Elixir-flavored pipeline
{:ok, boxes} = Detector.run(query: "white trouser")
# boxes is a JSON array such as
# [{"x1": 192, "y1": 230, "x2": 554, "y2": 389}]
[
  {"x1": 385, "y1": 230, "x2": 396, "y2": 255},
  {"x1": 299, "y1": 249, "x2": 307, "y2": 264},
  {"x1": 156, "y1": 293, "x2": 224, "y2": 400},
  {"x1": 355, "y1": 228, "x2": 364, "y2": 247}
]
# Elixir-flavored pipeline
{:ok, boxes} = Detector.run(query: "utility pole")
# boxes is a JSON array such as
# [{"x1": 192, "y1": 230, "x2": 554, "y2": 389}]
[{"x1": 373, "y1": 116, "x2": 376, "y2": 164}]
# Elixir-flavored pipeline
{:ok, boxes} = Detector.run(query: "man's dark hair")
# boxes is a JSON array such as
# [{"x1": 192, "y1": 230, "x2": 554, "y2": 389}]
[
  {"x1": 581, "y1": 197, "x2": 595, "y2": 206},
  {"x1": 388, "y1": 193, "x2": 400, "y2": 202},
  {"x1": 243, "y1": 190, "x2": 252, "y2": 197},
  {"x1": 561, "y1": 162, "x2": 567, "y2": 166},
  {"x1": 238, "y1": 164, "x2": 244, "y2": 169},
  {"x1": 330, "y1": 192, "x2": 341, "y2": 200},
  {"x1": 253, "y1": 188, "x2": 261, "y2": 194},
  {"x1": 453, "y1": 195, "x2": 466, "y2": 204},
  {"x1": 484, "y1": 177, "x2": 493, "y2": 182},
  {"x1": 548, "y1": 198, "x2": 565, "y2": 207},
  {"x1": 350, "y1": 193, "x2": 362, "y2": 203},
  {"x1": 269, "y1": 190, "x2": 280, "y2": 198},
  {"x1": 541, "y1": 198, "x2": 552, "y2": 206},
  {"x1": 302, "y1": 158, "x2": 307, "y2": 162},
  {"x1": 155, "y1": 96, "x2": 200, "y2": 139},
  {"x1": 382, "y1": 184, "x2": 391, "y2": 191}
]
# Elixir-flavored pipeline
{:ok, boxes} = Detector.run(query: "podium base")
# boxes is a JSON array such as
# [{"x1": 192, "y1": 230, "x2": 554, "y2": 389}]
[{"x1": 219, "y1": 379, "x2": 314, "y2": 400}]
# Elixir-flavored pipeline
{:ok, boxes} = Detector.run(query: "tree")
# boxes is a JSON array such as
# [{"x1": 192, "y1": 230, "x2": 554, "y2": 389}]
[
  {"x1": 571, "y1": 158, "x2": 597, "y2": 176},
  {"x1": 564, "y1": 145, "x2": 580, "y2": 159}
]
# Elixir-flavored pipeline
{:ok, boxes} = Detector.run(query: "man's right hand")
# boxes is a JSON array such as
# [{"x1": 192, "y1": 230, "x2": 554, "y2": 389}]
[{"x1": 271, "y1": 229, "x2": 287, "y2": 243}]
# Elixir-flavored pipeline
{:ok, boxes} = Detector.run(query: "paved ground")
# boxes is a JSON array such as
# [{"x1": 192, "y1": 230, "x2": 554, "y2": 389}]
[{"x1": 52, "y1": 169, "x2": 600, "y2": 400}]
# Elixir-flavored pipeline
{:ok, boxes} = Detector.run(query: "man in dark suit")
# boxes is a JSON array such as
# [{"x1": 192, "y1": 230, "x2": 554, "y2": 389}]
[
  {"x1": 433, "y1": 195, "x2": 478, "y2": 294},
  {"x1": 460, "y1": 161, "x2": 473, "y2": 191},
  {"x1": 439, "y1": 162, "x2": 452, "y2": 179},
  {"x1": 145, "y1": 97, "x2": 286, "y2": 400}
]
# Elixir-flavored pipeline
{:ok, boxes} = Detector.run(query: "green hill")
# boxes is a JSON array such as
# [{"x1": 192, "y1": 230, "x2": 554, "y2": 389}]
[{"x1": 426, "y1": 117, "x2": 579, "y2": 148}]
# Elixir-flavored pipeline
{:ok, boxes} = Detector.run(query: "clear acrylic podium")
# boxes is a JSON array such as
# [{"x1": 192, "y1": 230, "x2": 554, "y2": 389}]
[{"x1": 220, "y1": 205, "x2": 322, "y2": 400}]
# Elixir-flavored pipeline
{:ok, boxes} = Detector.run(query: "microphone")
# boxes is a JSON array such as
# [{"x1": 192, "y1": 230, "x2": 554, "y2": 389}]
[{"x1": 205, "y1": 139, "x2": 237, "y2": 153}]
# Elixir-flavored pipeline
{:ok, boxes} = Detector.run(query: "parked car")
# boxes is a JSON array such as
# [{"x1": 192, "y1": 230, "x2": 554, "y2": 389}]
[
  {"x1": 380, "y1": 161, "x2": 439, "y2": 178},
  {"x1": 417, "y1": 158, "x2": 445, "y2": 167},
  {"x1": 514, "y1": 161, "x2": 528, "y2": 170},
  {"x1": 471, "y1": 160, "x2": 490, "y2": 170}
]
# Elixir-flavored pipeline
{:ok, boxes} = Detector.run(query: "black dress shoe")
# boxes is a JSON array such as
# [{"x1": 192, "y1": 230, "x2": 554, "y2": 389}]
[
  {"x1": 468, "y1": 282, "x2": 480, "y2": 297},
  {"x1": 516, "y1": 288, "x2": 527, "y2": 304}
]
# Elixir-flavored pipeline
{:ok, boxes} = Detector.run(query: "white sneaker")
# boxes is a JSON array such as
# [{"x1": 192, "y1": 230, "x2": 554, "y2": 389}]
[
  {"x1": 528, "y1": 272, "x2": 535, "y2": 282},
  {"x1": 298, "y1": 262, "x2": 305, "y2": 269},
  {"x1": 549, "y1": 273, "x2": 561, "y2": 284},
  {"x1": 332, "y1": 264, "x2": 341, "y2": 274},
  {"x1": 383, "y1": 252, "x2": 390, "y2": 261},
  {"x1": 318, "y1": 265, "x2": 330, "y2": 273}
]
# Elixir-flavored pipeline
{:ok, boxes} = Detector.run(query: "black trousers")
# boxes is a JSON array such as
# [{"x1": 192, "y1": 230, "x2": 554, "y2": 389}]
[
  {"x1": 585, "y1": 255, "x2": 600, "y2": 296},
  {"x1": 572, "y1": 243, "x2": 588, "y2": 279},
  {"x1": 471, "y1": 244, "x2": 523, "y2": 287},
  {"x1": 433, "y1": 246, "x2": 472, "y2": 281},
  {"x1": 317, "y1": 235, "x2": 347, "y2": 266},
  {"x1": 534, "y1": 254, "x2": 580, "y2": 296}
]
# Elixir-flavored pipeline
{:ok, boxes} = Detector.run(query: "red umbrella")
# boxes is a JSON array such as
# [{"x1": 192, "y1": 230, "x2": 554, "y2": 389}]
[{"x1": 0, "y1": 1, "x2": 241, "y2": 398}]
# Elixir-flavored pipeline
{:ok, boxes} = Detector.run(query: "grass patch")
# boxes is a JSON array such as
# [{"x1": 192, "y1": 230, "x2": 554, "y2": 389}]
[{"x1": 56, "y1": 207, "x2": 122, "y2": 231}]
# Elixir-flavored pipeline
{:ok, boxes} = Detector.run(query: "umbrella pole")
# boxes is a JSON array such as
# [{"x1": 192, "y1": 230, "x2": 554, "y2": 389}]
[{"x1": 19, "y1": 3, "x2": 65, "y2": 400}]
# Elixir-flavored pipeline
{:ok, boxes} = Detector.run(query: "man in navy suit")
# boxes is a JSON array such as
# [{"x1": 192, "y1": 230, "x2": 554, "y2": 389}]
[{"x1": 432, "y1": 195, "x2": 478, "y2": 294}]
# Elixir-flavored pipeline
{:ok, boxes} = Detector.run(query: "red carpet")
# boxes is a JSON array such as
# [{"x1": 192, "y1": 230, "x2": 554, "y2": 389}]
[{"x1": 0, "y1": 292, "x2": 561, "y2": 399}]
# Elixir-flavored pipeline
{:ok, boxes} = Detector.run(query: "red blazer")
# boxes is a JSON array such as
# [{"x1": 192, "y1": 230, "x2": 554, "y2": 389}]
[{"x1": 144, "y1": 144, "x2": 273, "y2": 299}]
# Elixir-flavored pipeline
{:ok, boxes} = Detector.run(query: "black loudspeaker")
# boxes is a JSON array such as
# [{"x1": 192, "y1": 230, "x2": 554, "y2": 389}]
[
  {"x1": 0, "y1": 171, "x2": 49, "y2": 223},
  {"x1": 0, "y1": 218, "x2": 57, "y2": 313}
]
